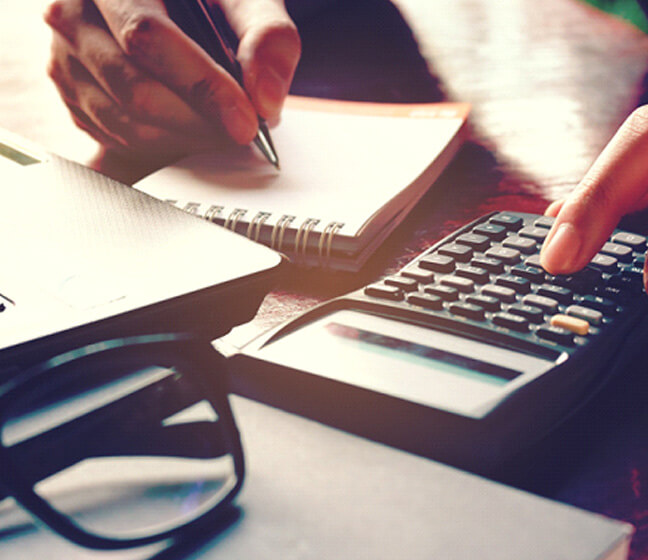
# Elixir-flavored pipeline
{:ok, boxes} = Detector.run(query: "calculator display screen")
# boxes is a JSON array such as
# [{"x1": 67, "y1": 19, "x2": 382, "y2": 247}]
[
  {"x1": 257, "y1": 309, "x2": 553, "y2": 417},
  {"x1": 325, "y1": 323, "x2": 521, "y2": 382}
]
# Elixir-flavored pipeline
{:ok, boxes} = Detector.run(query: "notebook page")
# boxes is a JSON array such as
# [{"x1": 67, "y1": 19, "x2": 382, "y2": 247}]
[{"x1": 135, "y1": 97, "x2": 468, "y2": 240}]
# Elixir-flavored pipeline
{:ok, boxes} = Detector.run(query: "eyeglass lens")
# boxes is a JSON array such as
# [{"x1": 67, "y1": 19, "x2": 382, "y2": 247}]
[{"x1": 0, "y1": 357, "x2": 239, "y2": 541}]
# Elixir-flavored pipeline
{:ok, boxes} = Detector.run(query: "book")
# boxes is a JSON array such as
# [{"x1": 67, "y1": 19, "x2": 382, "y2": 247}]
[
  {"x1": 2, "y1": 396, "x2": 634, "y2": 559},
  {"x1": 134, "y1": 96, "x2": 469, "y2": 271}
]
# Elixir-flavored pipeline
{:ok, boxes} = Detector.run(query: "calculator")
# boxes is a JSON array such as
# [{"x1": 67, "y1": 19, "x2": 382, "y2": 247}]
[{"x1": 228, "y1": 212, "x2": 648, "y2": 473}]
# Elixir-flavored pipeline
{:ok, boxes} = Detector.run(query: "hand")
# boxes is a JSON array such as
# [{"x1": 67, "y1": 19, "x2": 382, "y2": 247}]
[
  {"x1": 539, "y1": 105, "x2": 648, "y2": 293},
  {"x1": 43, "y1": 0, "x2": 301, "y2": 163}
]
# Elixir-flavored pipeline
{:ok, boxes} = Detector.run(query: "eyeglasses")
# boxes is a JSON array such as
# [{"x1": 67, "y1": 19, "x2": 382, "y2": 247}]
[{"x1": 0, "y1": 333, "x2": 244, "y2": 550}]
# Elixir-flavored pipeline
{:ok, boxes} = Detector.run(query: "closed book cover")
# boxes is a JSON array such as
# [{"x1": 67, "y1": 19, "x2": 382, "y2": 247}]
[{"x1": 134, "y1": 96, "x2": 469, "y2": 271}]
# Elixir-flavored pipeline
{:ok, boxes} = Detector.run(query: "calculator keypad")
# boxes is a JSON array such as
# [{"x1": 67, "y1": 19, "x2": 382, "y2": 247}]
[{"x1": 361, "y1": 212, "x2": 647, "y2": 352}]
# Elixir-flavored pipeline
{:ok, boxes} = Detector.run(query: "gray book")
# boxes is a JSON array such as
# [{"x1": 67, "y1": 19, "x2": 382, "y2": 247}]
[{"x1": 1, "y1": 397, "x2": 633, "y2": 559}]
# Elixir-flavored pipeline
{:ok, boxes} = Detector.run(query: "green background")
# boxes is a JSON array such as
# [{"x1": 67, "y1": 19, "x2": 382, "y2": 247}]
[{"x1": 586, "y1": 0, "x2": 648, "y2": 32}]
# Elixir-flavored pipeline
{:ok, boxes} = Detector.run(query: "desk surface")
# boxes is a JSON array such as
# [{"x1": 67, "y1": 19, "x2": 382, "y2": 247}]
[{"x1": 3, "y1": 0, "x2": 648, "y2": 558}]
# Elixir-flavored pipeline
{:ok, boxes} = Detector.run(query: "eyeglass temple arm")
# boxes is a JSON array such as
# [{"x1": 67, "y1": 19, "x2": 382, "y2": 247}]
[{"x1": 0, "y1": 378, "x2": 231, "y2": 501}]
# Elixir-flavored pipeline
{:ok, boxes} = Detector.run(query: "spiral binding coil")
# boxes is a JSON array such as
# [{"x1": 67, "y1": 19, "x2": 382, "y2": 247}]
[{"x1": 172, "y1": 201, "x2": 346, "y2": 264}]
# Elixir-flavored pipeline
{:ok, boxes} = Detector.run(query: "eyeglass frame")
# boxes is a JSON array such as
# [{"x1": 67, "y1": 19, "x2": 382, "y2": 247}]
[{"x1": 0, "y1": 332, "x2": 245, "y2": 550}]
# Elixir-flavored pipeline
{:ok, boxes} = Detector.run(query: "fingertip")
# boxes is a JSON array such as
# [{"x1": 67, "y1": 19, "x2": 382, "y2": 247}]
[
  {"x1": 544, "y1": 199, "x2": 564, "y2": 217},
  {"x1": 539, "y1": 221, "x2": 582, "y2": 274}
]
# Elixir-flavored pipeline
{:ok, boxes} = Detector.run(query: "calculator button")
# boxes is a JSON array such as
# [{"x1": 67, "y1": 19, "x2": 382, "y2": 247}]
[
  {"x1": 534, "y1": 216, "x2": 555, "y2": 228},
  {"x1": 536, "y1": 325, "x2": 575, "y2": 346},
  {"x1": 481, "y1": 284, "x2": 517, "y2": 303},
  {"x1": 600, "y1": 242, "x2": 633, "y2": 263},
  {"x1": 364, "y1": 284, "x2": 403, "y2": 301},
  {"x1": 456, "y1": 233, "x2": 490, "y2": 252},
  {"x1": 485, "y1": 246, "x2": 521, "y2": 265},
  {"x1": 466, "y1": 294, "x2": 501, "y2": 312},
  {"x1": 492, "y1": 312, "x2": 529, "y2": 332},
  {"x1": 425, "y1": 285, "x2": 459, "y2": 301},
  {"x1": 524, "y1": 254, "x2": 544, "y2": 269},
  {"x1": 420, "y1": 254, "x2": 455, "y2": 273},
  {"x1": 495, "y1": 274, "x2": 531, "y2": 294},
  {"x1": 455, "y1": 265, "x2": 490, "y2": 284},
  {"x1": 407, "y1": 293, "x2": 443, "y2": 310},
  {"x1": 470, "y1": 256, "x2": 504, "y2": 273},
  {"x1": 502, "y1": 236, "x2": 537, "y2": 254},
  {"x1": 568, "y1": 267, "x2": 604, "y2": 291},
  {"x1": 384, "y1": 276, "x2": 419, "y2": 292},
  {"x1": 595, "y1": 285, "x2": 632, "y2": 304},
  {"x1": 438, "y1": 243, "x2": 473, "y2": 262},
  {"x1": 510, "y1": 264, "x2": 545, "y2": 283},
  {"x1": 611, "y1": 232, "x2": 646, "y2": 251},
  {"x1": 607, "y1": 273, "x2": 644, "y2": 293},
  {"x1": 518, "y1": 226, "x2": 549, "y2": 242},
  {"x1": 590, "y1": 253, "x2": 618, "y2": 272},
  {"x1": 402, "y1": 268, "x2": 435, "y2": 284},
  {"x1": 580, "y1": 295, "x2": 616, "y2": 315},
  {"x1": 522, "y1": 294, "x2": 559, "y2": 313},
  {"x1": 635, "y1": 254, "x2": 646, "y2": 268},
  {"x1": 441, "y1": 276, "x2": 475, "y2": 293},
  {"x1": 536, "y1": 284, "x2": 572, "y2": 304},
  {"x1": 550, "y1": 314, "x2": 590, "y2": 335},
  {"x1": 490, "y1": 213, "x2": 523, "y2": 230},
  {"x1": 473, "y1": 223, "x2": 507, "y2": 241},
  {"x1": 507, "y1": 304, "x2": 544, "y2": 323},
  {"x1": 565, "y1": 305, "x2": 603, "y2": 325},
  {"x1": 449, "y1": 302, "x2": 486, "y2": 321}
]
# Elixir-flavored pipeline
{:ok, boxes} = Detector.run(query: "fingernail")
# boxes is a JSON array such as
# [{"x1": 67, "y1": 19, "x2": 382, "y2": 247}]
[
  {"x1": 255, "y1": 67, "x2": 288, "y2": 118},
  {"x1": 220, "y1": 100, "x2": 257, "y2": 145},
  {"x1": 540, "y1": 222, "x2": 581, "y2": 273}
]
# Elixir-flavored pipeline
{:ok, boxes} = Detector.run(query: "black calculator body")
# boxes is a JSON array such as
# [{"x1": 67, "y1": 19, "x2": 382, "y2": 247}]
[{"x1": 229, "y1": 212, "x2": 648, "y2": 473}]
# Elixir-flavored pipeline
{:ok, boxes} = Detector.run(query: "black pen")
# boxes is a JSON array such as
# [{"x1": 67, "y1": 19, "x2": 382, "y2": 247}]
[{"x1": 173, "y1": 0, "x2": 280, "y2": 169}]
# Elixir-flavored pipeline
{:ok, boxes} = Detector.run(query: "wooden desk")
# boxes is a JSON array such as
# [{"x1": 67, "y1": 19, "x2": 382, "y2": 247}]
[{"x1": 3, "y1": 0, "x2": 648, "y2": 557}]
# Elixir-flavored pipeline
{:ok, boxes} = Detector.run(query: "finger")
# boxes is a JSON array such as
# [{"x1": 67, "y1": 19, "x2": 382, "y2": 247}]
[
  {"x1": 544, "y1": 199, "x2": 564, "y2": 218},
  {"x1": 219, "y1": 0, "x2": 301, "y2": 120},
  {"x1": 540, "y1": 106, "x2": 648, "y2": 274},
  {"x1": 46, "y1": 0, "x2": 219, "y2": 138},
  {"x1": 93, "y1": 0, "x2": 258, "y2": 144}
]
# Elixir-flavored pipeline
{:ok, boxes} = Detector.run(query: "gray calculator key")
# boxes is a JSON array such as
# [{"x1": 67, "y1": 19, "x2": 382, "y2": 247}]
[
  {"x1": 522, "y1": 293, "x2": 559, "y2": 313},
  {"x1": 470, "y1": 256, "x2": 504, "y2": 273},
  {"x1": 481, "y1": 284, "x2": 517, "y2": 303},
  {"x1": 536, "y1": 325, "x2": 575, "y2": 346},
  {"x1": 402, "y1": 268, "x2": 435, "y2": 284},
  {"x1": 492, "y1": 312, "x2": 529, "y2": 332},
  {"x1": 508, "y1": 303, "x2": 544, "y2": 323},
  {"x1": 490, "y1": 213, "x2": 523, "y2": 230},
  {"x1": 456, "y1": 233, "x2": 490, "y2": 252},
  {"x1": 485, "y1": 246, "x2": 521, "y2": 264},
  {"x1": 600, "y1": 242, "x2": 633, "y2": 262},
  {"x1": 384, "y1": 276, "x2": 419, "y2": 292},
  {"x1": 455, "y1": 265, "x2": 490, "y2": 284},
  {"x1": 518, "y1": 226, "x2": 549, "y2": 242},
  {"x1": 438, "y1": 243, "x2": 473, "y2": 262},
  {"x1": 537, "y1": 283, "x2": 572, "y2": 304},
  {"x1": 611, "y1": 232, "x2": 646, "y2": 250},
  {"x1": 466, "y1": 294, "x2": 501, "y2": 311},
  {"x1": 473, "y1": 223, "x2": 507, "y2": 241},
  {"x1": 407, "y1": 292, "x2": 443, "y2": 310},
  {"x1": 364, "y1": 284, "x2": 403, "y2": 301},
  {"x1": 502, "y1": 236, "x2": 537, "y2": 254},
  {"x1": 420, "y1": 254, "x2": 455, "y2": 273},
  {"x1": 425, "y1": 285, "x2": 459, "y2": 301},
  {"x1": 565, "y1": 305, "x2": 603, "y2": 325},
  {"x1": 441, "y1": 276, "x2": 475, "y2": 293},
  {"x1": 449, "y1": 302, "x2": 485, "y2": 321},
  {"x1": 590, "y1": 253, "x2": 618, "y2": 272},
  {"x1": 534, "y1": 216, "x2": 555, "y2": 228},
  {"x1": 495, "y1": 274, "x2": 531, "y2": 294}
]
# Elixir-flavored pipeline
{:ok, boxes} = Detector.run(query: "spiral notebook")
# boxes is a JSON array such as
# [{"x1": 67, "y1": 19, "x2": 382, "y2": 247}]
[{"x1": 134, "y1": 96, "x2": 469, "y2": 271}]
